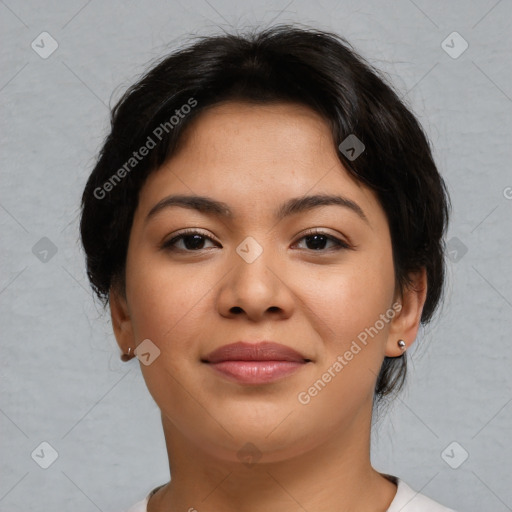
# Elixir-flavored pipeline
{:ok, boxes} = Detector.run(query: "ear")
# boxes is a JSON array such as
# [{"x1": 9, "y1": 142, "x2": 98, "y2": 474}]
[
  {"x1": 385, "y1": 268, "x2": 427, "y2": 357},
  {"x1": 109, "y1": 287, "x2": 135, "y2": 354}
]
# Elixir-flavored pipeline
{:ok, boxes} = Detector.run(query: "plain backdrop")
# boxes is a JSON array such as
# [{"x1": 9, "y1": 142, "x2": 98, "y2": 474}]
[{"x1": 1, "y1": 1, "x2": 511, "y2": 511}]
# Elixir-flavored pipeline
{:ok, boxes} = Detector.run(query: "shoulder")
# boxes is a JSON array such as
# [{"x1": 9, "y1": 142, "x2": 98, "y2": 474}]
[
  {"x1": 123, "y1": 483, "x2": 165, "y2": 512},
  {"x1": 124, "y1": 479, "x2": 458, "y2": 512},
  {"x1": 123, "y1": 498, "x2": 147, "y2": 512},
  {"x1": 386, "y1": 475, "x2": 458, "y2": 512}
]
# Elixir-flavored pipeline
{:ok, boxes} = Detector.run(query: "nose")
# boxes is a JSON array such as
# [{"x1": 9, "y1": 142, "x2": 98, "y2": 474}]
[{"x1": 216, "y1": 239, "x2": 295, "y2": 322}]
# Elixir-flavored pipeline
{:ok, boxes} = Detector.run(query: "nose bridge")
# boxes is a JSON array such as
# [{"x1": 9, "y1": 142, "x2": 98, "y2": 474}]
[
  {"x1": 218, "y1": 232, "x2": 292, "y2": 319},
  {"x1": 235, "y1": 234, "x2": 267, "y2": 266},
  {"x1": 233, "y1": 233, "x2": 278, "y2": 295}
]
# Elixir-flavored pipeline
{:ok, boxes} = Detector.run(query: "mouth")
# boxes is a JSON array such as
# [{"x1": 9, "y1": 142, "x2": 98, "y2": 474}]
[{"x1": 202, "y1": 341, "x2": 312, "y2": 385}]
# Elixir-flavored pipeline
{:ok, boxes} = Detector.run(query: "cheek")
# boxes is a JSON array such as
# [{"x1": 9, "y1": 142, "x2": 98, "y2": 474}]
[
  {"x1": 124, "y1": 251, "x2": 213, "y2": 418},
  {"x1": 293, "y1": 254, "x2": 396, "y2": 419},
  {"x1": 125, "y1": 255, "x2": 208, "y2": 350},
  {"x1": 302, "y1": 247, "x2": 396, "y2": 359}
]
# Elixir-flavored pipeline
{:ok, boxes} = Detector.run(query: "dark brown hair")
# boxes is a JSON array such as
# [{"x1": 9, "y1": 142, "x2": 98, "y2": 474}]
[{"x1": 80, "y1": 25, "x2": 450, "y2": 402}]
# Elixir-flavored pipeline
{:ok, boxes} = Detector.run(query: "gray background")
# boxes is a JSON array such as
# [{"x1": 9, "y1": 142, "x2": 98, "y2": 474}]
[{"x1": 1, "y1": 1, "x2": 511, "y2": 511}]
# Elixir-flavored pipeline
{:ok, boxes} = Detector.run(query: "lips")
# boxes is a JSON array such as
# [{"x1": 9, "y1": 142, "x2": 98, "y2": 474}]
[
  {"x1": 203, "y1": 341, "x2": 310, "y2": 363},
  {"x1": 202, "y1": 341, "x2": 311, "y2": 385}
]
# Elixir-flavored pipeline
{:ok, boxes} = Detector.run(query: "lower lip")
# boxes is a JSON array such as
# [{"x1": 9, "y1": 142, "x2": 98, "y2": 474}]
[{"x1": 206, "y1": 361, "x2": 306, "y2": 384}]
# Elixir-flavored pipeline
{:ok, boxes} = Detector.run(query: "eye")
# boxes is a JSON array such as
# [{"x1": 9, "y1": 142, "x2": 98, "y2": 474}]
[
  {"x1": 162, "y1": 229, "x2": 219, "y2": 252},
  {"x1": 293, "y1": 230, "x2": 350, "y2": 252},
  {"x1": 161, "y1": 229, "x2": 351, "y2": 253}
]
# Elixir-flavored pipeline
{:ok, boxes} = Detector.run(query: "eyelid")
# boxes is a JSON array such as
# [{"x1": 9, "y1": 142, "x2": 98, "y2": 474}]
[
  {"x1": 162, "y1": 227, "x2": 219, "y2": 246},
  {"x1": 297, "y1": 227, "x2": 350, "y2": 241},
  {"x1": 293, "y1": 228, "x2": 353, "y2": 250}
]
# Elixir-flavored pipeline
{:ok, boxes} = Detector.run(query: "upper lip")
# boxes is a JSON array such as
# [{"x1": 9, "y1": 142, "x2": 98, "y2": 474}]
[{"x1": 203, "y1": 341, "x2": 310, "y2": 363}]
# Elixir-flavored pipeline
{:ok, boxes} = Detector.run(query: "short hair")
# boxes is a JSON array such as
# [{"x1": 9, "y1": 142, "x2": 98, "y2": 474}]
[{"x1": 80, "y1": 25, "x2": 450, "y2": 402}]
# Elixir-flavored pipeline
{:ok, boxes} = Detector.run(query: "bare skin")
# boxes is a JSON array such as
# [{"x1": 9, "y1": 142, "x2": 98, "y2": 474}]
[{"x1": 110, "y1": 101, "x2": 427, "y2": 512}]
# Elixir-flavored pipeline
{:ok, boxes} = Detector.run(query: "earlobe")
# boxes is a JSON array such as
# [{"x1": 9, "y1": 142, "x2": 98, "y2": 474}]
[
  {"x1": 385, "y1": 268, "x2": 428, "y2": 357},
  {"x1": 109, "y1": 287, "x2": 135, "y2": 355}
]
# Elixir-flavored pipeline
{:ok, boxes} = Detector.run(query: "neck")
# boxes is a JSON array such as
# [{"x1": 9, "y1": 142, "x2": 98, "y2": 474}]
[{"x1": 147, "y1": 406, "x2": 397, "y2": 512}]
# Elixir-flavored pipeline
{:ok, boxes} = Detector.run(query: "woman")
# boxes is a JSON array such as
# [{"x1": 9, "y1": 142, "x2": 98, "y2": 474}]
[{"x1": 80, "y1": 26, "x2": 456, "y2": 512}]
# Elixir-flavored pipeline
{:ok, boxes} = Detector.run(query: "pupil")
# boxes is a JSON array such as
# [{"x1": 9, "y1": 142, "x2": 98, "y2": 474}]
[
  {"x1": 185, "y1": 235, "x2": 205, "y2": 250},
  {"x1": 307, "y1": 234, "x2": 327, "y2": 250},
  {"x1": 182, "y1": 234, "x2": 329, "y2": 251}
]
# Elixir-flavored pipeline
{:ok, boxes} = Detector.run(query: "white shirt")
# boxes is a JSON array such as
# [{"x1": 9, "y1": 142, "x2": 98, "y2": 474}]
[{"x1": 124, "y1": 475, "x2": 457, "y2": 511}]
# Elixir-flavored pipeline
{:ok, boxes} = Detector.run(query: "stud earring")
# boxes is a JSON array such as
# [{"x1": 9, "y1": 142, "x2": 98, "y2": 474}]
[
  {"x1": 121, "y1": 347, "x2": 134, "y2": 362},
  {"x1": 397, "y1": 339, "x2": 406, "y2": 352}
]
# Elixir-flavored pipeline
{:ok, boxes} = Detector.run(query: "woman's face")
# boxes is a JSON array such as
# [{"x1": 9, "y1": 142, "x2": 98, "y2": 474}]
[{"x1": 112, "y1": 101, "x2": 423, "y2": 463}]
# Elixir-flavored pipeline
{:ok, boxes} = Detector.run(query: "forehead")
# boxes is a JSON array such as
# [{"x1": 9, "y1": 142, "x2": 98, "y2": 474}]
[
  {"x1": 175, "y1": 101, "x2": 337, "y2": 167},
  {"x1": 135, "y1": 101, "x2": 385, "y2": 229}
]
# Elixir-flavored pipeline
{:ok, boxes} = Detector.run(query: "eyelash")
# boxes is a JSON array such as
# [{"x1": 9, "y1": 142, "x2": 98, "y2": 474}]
[{"x1": 161, "y1": 228, "x2": 351, "y2": 253}]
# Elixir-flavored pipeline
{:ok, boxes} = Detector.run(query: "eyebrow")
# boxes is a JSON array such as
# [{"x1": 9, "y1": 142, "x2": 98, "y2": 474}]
[{"x1": 146, "y1": 193, "x2": 369, "y2": 224}]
